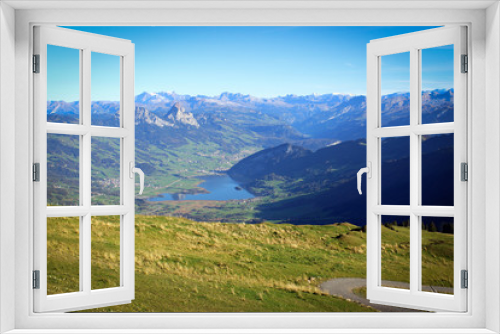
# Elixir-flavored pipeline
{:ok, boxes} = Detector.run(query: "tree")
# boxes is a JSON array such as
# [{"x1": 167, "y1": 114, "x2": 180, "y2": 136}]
[
  {"x1": 384, "y1": 222, "x2": 395, "y2": 231},
  {"x1": 442, "y1": 222, "x2": 454, "y2": 234},
  {"x1": 428, "y1": 221, "x2": 437, "y2": 232}
]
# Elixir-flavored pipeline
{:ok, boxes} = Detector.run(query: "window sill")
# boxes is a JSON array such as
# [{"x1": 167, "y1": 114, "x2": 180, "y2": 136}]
[{"x1": 4, "y1": 329, "x2": 498, "y2": 334}]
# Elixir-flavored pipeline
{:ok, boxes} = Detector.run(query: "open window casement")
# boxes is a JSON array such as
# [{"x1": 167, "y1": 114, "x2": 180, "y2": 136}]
[
  {"x1": 361, "y1": 26, "x2": 467, "y2": 312},
  {"x1": 33, "y1": 26, "x2": 141, "y2": 312}
]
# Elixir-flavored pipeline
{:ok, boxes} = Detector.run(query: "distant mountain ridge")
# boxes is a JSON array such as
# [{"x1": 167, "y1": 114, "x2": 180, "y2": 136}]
[
  {"x1": 48, "y1": 89, "x2": 454, "y2": 143},
  {"x1": 228, "y1": 143, "x2": 312, "y2": 183}
]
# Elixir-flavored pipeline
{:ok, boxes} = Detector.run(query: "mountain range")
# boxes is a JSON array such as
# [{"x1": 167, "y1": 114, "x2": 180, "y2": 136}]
[
  {"x1": 47, "y1": 89, "x2": 454, "y2": 144},
  {"x1": 46, "y1": 89, "x2": 454, "y2": 223}
]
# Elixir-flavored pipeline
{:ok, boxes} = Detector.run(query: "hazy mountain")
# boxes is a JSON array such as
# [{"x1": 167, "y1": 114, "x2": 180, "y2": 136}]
[
  {"x1": 162, "y1": 102, "x2": 200, "y2": 128},
  {"x1": 48, "y1": 89, "x2": 454, "y2": 144},
  {"x1": 228, "y1": 144, "x2": 312, "y2": 183},
  {"x1": 295, "y1": 95, "x2": 367, "y2": 140},
  {"x1": 47, "y1": 101, "x2": 79, "y2": 116},
  {"x1": 421, "y1": 89, "x2": 454, "y2": 123},
  {"x1": 135, "y1": 106, "x2": 173, "y2": 128}
]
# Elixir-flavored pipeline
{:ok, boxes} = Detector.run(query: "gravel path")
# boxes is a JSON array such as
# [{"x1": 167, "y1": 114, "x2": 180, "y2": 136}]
[{"x1": 320, "y1": 278, "x2": 453, "y2": 312}]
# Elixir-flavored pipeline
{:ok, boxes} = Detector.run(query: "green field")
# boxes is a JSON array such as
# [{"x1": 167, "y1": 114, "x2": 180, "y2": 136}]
[
  {"x1": 46, "y1": 216, "x2": 453, "y2": 312},
  {"x1": 135, "y1": 139, "x2": 262, "y2": 198}
]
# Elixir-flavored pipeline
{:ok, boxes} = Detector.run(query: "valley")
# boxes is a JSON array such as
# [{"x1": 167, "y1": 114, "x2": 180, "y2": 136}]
[{"x1": 47, "y1": 89, "x2": 454, "y2": 226}]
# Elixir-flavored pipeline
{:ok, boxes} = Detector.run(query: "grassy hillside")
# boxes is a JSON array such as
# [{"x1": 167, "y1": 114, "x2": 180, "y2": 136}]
[{"x1": 46, "y1": 216, "x2": 453, "y2": 312}]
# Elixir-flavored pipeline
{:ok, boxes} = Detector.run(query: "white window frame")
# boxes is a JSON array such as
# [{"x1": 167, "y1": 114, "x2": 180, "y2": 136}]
[
  {"x1": 365, "y1": 26, "x2": 468, "y2": 312},
  {"x1": 33, "y1": 26, "x2": 136, "y2": 313},
  {"x1": 1, "y1": 2, "x2": 499, "y2": 333}
]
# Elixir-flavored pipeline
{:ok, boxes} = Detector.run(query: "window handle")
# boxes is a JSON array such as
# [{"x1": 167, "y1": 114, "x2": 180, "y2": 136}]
[
  {"x1": 129, "y1": 162, "x2": 145, "y2": 195},
  {"x1": 357, "y1": 162, "x2": 371, "y2": 195}
]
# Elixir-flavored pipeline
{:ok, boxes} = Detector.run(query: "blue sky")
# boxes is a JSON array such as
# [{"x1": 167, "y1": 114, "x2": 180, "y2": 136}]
[{"x1": 48, "y1": 26, "x2": 453, "y2": 101}]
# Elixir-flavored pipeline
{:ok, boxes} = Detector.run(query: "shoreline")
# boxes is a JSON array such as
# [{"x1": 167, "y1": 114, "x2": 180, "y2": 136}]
[{"x1": 147, "y1": 173, "x2": 256, "y2": 202}]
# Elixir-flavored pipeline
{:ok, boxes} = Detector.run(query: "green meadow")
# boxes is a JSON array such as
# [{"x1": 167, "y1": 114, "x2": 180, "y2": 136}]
[{"x1": 46, "y1": 215, "x2": 453, "y2": 312}]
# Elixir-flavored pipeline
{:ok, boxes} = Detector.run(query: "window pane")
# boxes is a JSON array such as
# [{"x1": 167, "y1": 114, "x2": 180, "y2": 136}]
[
  {"x1": 47, "y1": 216, "x2": 80, "y2": 295},
  {"x1": 381, "y1": 137, "x2": 410, "y2": 205},
  {"x1": 421, "y1": 216, "x2": 454, "y2": 294},
  {"x1": 421, "y1": 45, "x2": 454, "y2": 124},
  {"x1": 381, "y1": 52, "x2": 410, "y2": 127},
  {"x1": 381, "y1": 215, "x2": 410, "y2": 289},
  {"x1": 91, "y1": 52, "x2": 121, "y2": 127},
  {"x1": 91, "y1": 215, "x2": 121, "y2": 290},
  {"x1": 47, "y1": 134, "x2": 79, "y2": 206},
  {"x1": 91, "y1": 137, "x2": 121, "y2": 205},
  {"x1": 47, "y1": 45, "x2": 80, "y2": 124},
  {"x1": 421, "y1": 134, "x2": 454, "y2": 206}
]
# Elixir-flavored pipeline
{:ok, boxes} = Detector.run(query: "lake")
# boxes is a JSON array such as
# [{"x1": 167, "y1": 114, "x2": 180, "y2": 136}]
[{"x1": 148, "y1": 174, "x2": 255, "y2": 201}]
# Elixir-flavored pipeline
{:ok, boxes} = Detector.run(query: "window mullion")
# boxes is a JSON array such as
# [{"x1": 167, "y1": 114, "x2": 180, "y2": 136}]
[
  {"x1": 120, "y1": 56, "x2": 125, "y2": 287},
  {"x1": 82, "y1": 48, "x2": 92, "y2": 294},
  {"x1": 409, "y1": 47, "x2": 420, "y2": 294}
]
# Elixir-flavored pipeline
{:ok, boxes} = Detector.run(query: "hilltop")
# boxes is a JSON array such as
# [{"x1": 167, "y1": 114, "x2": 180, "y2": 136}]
[{"x1": 44, "y1": 215, "x2": 453, "y2": 312}]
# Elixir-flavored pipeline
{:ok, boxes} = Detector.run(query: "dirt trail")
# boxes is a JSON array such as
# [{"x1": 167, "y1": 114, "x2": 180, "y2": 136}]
[{"x1": 320, "y1": 278, "x2": 453, "y2": 312}]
